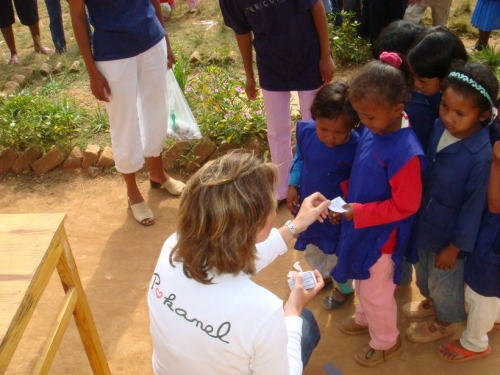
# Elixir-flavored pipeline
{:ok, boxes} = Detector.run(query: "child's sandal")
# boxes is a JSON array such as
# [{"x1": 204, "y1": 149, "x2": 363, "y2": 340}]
[{"x1": 438, "y1": 339, "x2": 491, "y2": 362}]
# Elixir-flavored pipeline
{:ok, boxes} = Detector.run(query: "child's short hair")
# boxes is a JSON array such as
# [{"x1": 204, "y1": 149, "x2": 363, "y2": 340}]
[
  {"x1": 349, "y1": 54, "x2": 412, "y2": 107},
  {"x1": 408, "y1": 25, "x2": 468, "y2": 79},
  {"x1": 372, "y1": 20, "x2": 424, "y2": 58},
  {"x1": 170, "y1": 151, "x2": 278, "y2": 284},
  {"x1": 310, "y1": 82, "x2": 359, "y2": 125},
  {"x1": 442, "y1": 61, "x2": 499, "y2": 115}
]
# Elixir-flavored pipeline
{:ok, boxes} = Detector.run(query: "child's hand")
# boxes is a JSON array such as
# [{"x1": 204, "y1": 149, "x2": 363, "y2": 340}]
[
  {"x1": 341, "y1": 203, "x2": 355, "y2": 221},
  {"x1": 435, "y1": 243, "x2": 460, "y2": 270},
  {"x1": 493, "y1": 141, "x2": 500, "y2": 168},
  {"x1": 328, "y1": 211, "x2": 342, "y2": 225},
  {"x1": 286, "y1": 186, "x2": 300, "y2": 214}
]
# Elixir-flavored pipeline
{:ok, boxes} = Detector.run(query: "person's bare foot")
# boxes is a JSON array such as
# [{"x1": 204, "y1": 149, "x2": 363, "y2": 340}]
[
  {"x1": 8, "y1": 54, "x2": 18, "y2": 65},
  {"x1": 34, "y1": 46, "x2": 52, "y2": 55}
]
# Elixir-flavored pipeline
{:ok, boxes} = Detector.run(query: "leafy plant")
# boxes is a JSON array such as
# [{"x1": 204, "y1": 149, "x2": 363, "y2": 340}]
[
  {"x1": 470, "y1": 46, "x2": 500, "y2": 80},
  {"x1": 172, "y1": 52, "x2": 190, "y2": 92},
  {"x1": 185, "y1": 66, "x2": 267, "y2": 146},
  {"x1": 0, "y1": 90, "x2": 83, "y2": 152},
  {"x1": 328, "y1": 11, "x2": 371, "y2": 65},
  {"x1": 471, "y1": 45, "x2": 500, "y2": 69},
  {"x1": 86, "y1": 106, "x2": 110, "y2": 133}
]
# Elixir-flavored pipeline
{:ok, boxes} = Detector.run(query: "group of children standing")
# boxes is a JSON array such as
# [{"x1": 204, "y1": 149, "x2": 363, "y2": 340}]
[{"x1": 286, "y1": 21, "x2": 500, "y2": 366}]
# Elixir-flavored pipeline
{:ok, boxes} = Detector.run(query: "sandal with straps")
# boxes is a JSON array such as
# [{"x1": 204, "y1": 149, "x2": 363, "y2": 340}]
[
  {"x1": 128, "y1": 199, "x2": 154, "y2": 226},
  {"x1": 150, "y1": 176, "x2": 185, "y2": 196}
]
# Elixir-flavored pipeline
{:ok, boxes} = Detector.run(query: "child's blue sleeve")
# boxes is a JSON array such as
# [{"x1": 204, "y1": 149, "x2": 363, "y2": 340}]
[
  {"x1": 453, "y1": 160, "x2": 491, "y2": 253},
  {"x1": 288, "y1": 143, "x2": 303, "y2": 186}
]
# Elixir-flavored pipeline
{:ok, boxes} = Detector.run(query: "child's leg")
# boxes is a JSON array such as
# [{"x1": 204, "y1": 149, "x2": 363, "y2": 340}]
[
  {"x1": 304, "y1": 244, "x2": 331, "y2": 278},
  {"x1": 428, "y1": 256, "x2": 466, "y2": 324},
  {"x1": 356, "y1": 254, "x2": 399, "y2": 350},
  {"x1": 403, "y1": 248, "x2": 435, "y2": 318},
  {"x1": 414, "y1": 248, "x2": 431, "y2": 299},
  {"x1": 322, "y1": 254, "x2": 354, "y2": 310},
  {"x1": 261, "y1": 89, "x2": 292, "y2": 201},
  {"x1": 407, "y1": 253, "x2": 466, "y2": 343},
  {"x1": 461, "y1": 285, "x2": 500, "y2": 352},
  {"x1": 399, "y1": 259, "x2": 413, "y2": 287}
]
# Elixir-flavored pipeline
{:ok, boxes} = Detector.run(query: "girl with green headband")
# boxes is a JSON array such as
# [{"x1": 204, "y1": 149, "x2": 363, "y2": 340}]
[{"x1": 405, "y1": 61, "x2": 499, "y2": 344}]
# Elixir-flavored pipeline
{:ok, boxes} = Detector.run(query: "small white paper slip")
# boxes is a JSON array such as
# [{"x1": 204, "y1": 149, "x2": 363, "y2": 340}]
[{"x1": 328, "y1": 196, "x2": 347, "y2": 213}]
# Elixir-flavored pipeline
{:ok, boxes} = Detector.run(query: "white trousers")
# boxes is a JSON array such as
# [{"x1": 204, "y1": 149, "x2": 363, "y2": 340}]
[
  {"x1": 460, "y1": 285, "x2": 500, "y2": 352},
  {"x1": 261, "y1": 89, "x2": 317, "y2": 200},
  {"x1": 96, "y1": 40, "x2": 169, "y2": 174}
]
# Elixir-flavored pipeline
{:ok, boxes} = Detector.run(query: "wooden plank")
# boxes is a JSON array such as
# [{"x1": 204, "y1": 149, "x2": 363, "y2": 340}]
[
  {"x1": 33, "y1": 287, "x2": 79, "y2": 375},
  {"x1": 56, "y1": 229, "x2": 110, "y2": 375}
]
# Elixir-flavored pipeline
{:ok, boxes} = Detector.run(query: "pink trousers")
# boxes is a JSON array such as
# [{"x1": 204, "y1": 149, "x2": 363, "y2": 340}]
[
  {"x1": 355, "y1": 254, "x2": 399, "y2": 350},
  {"x1": 261, "y1": 89, "x2": 318, "y2": 200}
]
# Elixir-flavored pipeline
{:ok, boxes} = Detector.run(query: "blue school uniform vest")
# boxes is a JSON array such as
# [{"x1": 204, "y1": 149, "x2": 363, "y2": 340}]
[
  {"x1": 332, "y1": 126, "x2": 424, "y2": 284},
  {"x1": 465, "y1": 210, "x2": 500, "y2": 298},
  {"x1": 294, "y1": 121, "x2": 359, "y2": 254},
  {"x1": 417, "y1": 119, "x2": 492, "y2": 256},
  {"x1": 406, "y1": 91, "x2": 441, "y2": 153}
]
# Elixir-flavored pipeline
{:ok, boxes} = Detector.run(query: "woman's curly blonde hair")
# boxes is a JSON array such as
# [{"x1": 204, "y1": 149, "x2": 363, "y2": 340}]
[{"x1": 170, "y1": 151, "x2": 278, "y2": 284}]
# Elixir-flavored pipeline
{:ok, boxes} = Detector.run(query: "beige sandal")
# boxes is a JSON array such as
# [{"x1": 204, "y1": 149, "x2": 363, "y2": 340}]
[
  {"x1": 128, "y1": 199, "x2": 154, "y2": 226},
  {"x1": 150, "y1": 177, "x2": 185, "y2": 196}
]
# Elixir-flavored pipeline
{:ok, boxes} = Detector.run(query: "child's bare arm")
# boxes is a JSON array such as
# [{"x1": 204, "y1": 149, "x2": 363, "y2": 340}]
[
  {"x1": 488, "y1": 141, "x2": 500, "y2": 213},
  {"x1": 287, "y1": 186, "x2": 299, "y2": 214}
]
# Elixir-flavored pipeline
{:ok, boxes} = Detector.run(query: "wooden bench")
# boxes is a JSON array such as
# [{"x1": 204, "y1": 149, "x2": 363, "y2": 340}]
[{"x1": 0, "y1": 213, "x2": 110, "y2": 374}]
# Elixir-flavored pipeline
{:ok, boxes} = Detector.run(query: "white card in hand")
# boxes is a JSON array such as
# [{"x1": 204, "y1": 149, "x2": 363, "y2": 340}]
[{"x1": 328, "y1": 196, "x2": 347, "y2": 213}]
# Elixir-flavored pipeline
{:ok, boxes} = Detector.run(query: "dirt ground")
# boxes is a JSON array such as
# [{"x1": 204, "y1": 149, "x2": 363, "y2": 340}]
[{"x1": 1, "y1": 171, "x2": 499, "y2": 375}]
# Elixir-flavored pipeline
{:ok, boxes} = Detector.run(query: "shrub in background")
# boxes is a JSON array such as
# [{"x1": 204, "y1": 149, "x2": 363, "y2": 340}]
[
  {"x1": 0, "y1": 91, "x2": 83, "y2": 152},
  {"x1": 185, "y1": 66, "x2": 267, "y2": 146},
  {"x1": 328, "y1": 11, "x2": 371, "y2": 65}
]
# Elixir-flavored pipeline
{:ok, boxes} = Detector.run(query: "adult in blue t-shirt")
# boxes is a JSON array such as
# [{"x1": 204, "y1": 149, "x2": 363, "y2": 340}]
[
  {"x1": 68, "y1": 0, "x2": 186, "y2": 226},
  {"x1": 219, "y1": 0, "x2": 336, "y2": 201}
]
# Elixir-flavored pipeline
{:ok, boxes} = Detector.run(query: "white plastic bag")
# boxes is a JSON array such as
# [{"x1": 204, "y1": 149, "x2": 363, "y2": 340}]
[{"x1": 166, "y1": 69, "x2": 202, "y2": 141}]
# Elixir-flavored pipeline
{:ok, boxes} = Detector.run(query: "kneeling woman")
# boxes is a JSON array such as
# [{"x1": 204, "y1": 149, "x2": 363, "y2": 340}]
[{"x1": 148, "y1": 151, "x2": 330, "y2": 374}]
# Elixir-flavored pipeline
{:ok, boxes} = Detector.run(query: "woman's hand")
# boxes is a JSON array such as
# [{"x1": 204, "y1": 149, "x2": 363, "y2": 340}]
[
  {"x1": 284, "y1": 270, "x2": 324, "y2": 317},
  {"x1": 292, "y1": 192, "x2": 331, "y2": 232}
]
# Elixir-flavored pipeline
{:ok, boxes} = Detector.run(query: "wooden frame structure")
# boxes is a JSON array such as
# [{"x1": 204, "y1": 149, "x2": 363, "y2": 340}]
[{"x1": 0, "y1": 213, "x2": 110, "y2": 374}]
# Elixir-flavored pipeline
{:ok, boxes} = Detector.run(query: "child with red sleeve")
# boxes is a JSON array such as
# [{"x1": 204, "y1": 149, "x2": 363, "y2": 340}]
[{"x1": 330, "y1": 52, "x2": 425, "y2": 367}]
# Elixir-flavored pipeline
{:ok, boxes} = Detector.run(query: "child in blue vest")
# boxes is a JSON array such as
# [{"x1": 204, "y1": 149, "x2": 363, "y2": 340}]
[
  {"x1": 331, "y1": 52, "x2": 425, "y2": 366},
  {"x1": 438, "y1": 138, "x2": 500, "y2": 362},
  {"x1": 286, "y1": 82, "x2": 360, "y2": 309},
  {"x1": 372, "y1": 20, "x2": 424, "y2": 288},
  {"x1": 404, "y1": 62, "x2": 497, "y2": 343},
  {"x1": 407, "y1": 26, "x2": 468, "y2": 152}
]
